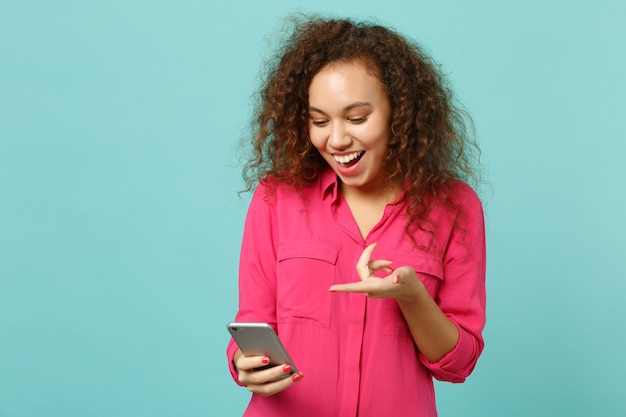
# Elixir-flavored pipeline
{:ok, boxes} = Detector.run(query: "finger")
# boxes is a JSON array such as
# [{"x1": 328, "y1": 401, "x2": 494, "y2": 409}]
[
  {"x1": 236, "y1": 354, "x2": 269, "y2": 372},
  {"x1": 369, "y1": 259, "x2": 393, "y2": 273},
  {"x1": 246, "y1": 369, "x2": 298, "y2": 397},
  {"x1": 356, "y1": 243, "x2": 378, "y2": 280},
  {"x1": 240, "y1": 363, "x2": 292, "y2": 386},
  {"x1": 329, "y1": 280, "x2": 384, "y2": 294},
  {"x1": 391, "y1": 266, "x2": 419, "y2": 285}
]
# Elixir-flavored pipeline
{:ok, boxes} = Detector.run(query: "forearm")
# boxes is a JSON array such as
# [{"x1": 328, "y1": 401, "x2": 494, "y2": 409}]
[{"x1": 397, "y1": 288, "x2": 459, "y2": 363}]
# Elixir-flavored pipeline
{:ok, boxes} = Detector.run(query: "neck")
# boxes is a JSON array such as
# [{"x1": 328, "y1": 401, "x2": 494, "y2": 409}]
[{"x1": 339, "y1": 179, "x2": 402, "y2": 205}]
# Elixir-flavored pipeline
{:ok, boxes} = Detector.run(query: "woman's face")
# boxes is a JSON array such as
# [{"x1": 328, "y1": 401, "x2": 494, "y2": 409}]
[{"x1": 308, "y1": 60, "x2": 392, "y2": 195}]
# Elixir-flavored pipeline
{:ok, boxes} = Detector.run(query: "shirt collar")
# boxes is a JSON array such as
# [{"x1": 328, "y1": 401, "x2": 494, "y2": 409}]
[
  {"x1": 319, "y1": 167, "x2": 408, "y2": 206},
  {"x1": 320, "y1": 168, "x2": 339, "y2": 202}
]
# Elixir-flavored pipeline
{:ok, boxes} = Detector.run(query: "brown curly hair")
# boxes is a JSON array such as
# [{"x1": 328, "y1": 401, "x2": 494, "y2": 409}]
[{"x1": 242, "y1": 15, "x2": 482, "y2": 239}]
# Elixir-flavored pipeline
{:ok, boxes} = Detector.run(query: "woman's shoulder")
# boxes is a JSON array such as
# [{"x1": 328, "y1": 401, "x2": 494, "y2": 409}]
[
  {"x1": 444, "y1": 179, "x2": 485, "y2": 230},
  {"x1": 425, "y1": 180, "x2": 483, "y2": 226},
  {"x1": 254, "y1": 173, "x2": 328, "y2": 202},
  {"x1": 446, "y1": 179, "x2": 482, "y2": 208}
]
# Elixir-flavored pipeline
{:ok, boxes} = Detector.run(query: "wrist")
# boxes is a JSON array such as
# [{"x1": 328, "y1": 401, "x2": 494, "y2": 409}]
[{"x1": 396, "y1": 283, "x2": 430, "y2": 309}]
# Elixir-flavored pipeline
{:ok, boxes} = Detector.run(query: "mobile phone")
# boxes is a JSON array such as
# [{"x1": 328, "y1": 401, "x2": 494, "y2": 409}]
[{"x1": 227, "y1": 322, "x2": 298, "y2": 376}]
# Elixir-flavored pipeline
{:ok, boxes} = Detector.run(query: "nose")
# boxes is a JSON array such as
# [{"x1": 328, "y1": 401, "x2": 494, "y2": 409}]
[{"x1": 328, "y1": 122, "x2": 352, "y2": 150}]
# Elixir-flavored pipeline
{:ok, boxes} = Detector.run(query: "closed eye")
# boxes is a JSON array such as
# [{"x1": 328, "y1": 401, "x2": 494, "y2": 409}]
[
  {"x1": 311, "y1": 119, "x2": 329, "y2": 127},
  {"x1": 349, "y1": 115, "x2": 368, "y2": 124}
]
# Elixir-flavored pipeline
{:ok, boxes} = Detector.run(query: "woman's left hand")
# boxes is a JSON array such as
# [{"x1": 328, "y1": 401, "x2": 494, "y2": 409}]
[{"x1": 329, "y1": 242, "x2": 424, "y2": 303}]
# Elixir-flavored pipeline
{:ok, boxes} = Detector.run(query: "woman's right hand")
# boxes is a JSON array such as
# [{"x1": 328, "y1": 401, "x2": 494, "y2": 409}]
[{"x1": 233, "y1": 349, "x2": 303, "y2": 396}]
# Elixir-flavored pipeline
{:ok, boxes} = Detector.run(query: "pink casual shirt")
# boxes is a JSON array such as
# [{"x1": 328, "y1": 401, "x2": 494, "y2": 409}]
[{"x1": 227, "y1": 168, "x2": 486, "y2": 417}]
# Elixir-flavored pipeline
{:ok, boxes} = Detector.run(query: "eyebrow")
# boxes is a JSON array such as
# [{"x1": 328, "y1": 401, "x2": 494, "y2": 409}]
[{"x1": 308, "y1": 102, "x2": 372, "y2": 114}]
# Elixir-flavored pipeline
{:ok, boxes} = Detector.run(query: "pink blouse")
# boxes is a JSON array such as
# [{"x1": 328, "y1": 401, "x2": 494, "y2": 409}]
[{"x1": 227, "y1": 168, "x2": 486, "y2": 417}]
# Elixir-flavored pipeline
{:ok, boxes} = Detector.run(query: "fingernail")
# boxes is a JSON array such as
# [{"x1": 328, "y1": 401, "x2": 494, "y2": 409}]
[
  {"x1": 261, "y1": 357, "x2": 270, "y2": 364},
  {"x1": 282, "y1": 364, "x2": 292, "y2": 373},
  {"x1": 292, "y1": 373, "x2": 303, "y2": 382}
]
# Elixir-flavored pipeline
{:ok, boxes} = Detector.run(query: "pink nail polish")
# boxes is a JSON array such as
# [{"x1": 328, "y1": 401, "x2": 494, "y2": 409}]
[
  {"x1": 282, "y1": 364, "x2": 292, "y2": 373},
  {"x1": 292, "y1": 373, "x2": 303, "y2": 382},
  {"x1": 261, "y1": 357, "x2": 270, "y2": 364}
]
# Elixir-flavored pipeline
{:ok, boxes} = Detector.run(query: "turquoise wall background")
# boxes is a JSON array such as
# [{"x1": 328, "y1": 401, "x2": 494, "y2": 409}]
[{"x1": 1, "y1": 0, "x2": 624, "y2": 416}]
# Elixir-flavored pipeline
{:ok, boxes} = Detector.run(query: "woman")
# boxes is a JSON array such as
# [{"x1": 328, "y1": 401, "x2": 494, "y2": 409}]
[{"x1": 227, "y1": 15, "x2": 486, "y2": 417}]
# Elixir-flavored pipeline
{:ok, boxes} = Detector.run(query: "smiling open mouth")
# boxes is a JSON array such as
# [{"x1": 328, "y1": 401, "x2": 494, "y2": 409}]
[{"x1": 334, "y1": 151, "x2": 364, "y2": 168}]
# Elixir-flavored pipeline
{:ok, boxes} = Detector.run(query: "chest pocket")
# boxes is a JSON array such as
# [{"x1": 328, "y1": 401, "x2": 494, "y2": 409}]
[
  {"x1": 276, "y1": 241, "x2": 338, "y2": 328},
  {"x1": 382, "y1": 253, "x2": 444, "y2": 337}
]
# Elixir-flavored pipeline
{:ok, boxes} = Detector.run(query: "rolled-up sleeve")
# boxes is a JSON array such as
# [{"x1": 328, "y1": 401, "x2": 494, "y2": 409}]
[
  {"x1": 226, "y1": 184, "x2": 279, "y2": 384},
  {"x1": 418, "y1": 184, "x2": 486, "y2": 382}
]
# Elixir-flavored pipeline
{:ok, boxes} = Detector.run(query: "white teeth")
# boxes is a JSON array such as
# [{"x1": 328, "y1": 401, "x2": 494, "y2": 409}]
[{"x1": 333, "y1": 151, "x2": 363, "y2": 164}]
